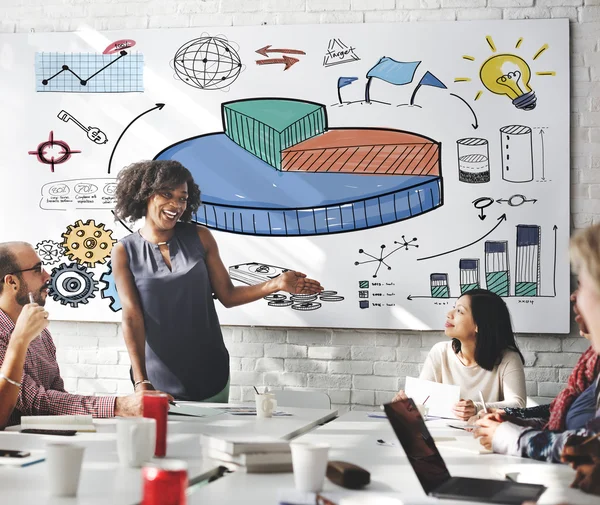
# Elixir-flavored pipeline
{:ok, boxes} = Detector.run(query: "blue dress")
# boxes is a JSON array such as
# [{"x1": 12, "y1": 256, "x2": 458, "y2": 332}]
[{"x1": 120, "y1": 222, "x2": 229, "y2": 400}]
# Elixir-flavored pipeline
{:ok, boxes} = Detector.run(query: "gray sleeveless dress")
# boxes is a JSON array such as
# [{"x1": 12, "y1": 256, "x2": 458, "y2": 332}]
[{"x1": 120, "y1": 222, "x2": 229, "y2": 400}]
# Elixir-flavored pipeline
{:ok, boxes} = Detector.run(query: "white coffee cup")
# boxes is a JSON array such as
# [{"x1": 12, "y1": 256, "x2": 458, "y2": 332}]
[
  {"x1": 46, "y1": 443, "x2": 85, "y2": 497},
  {"x1": 290, "y1": 441, "x2": 330, "y2": 492},
  {"x1": 116, "y1": 417, "x2": 156, "y2": 467},
  {"x1": 255, "y1": 393, "x2": 277, "y2": 418}
]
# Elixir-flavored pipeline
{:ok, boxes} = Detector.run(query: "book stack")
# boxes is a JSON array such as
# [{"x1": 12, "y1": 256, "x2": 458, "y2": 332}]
[{"x1": 200, "y1": 434, "x2": 292, "y2": 473}]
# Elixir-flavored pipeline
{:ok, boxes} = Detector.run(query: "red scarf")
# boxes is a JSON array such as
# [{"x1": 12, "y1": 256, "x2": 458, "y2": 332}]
[{"x1": 546, "y1": 346, "x2": 600, "y2": 431}]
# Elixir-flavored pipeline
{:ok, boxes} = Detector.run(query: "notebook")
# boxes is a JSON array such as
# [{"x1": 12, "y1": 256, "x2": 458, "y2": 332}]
[
  {"x1": 20, "y1": 415, "x2": 96, "y2": 432},
  {"x1": 200, "y1": 434, "x2": 290, "y2": 456}
]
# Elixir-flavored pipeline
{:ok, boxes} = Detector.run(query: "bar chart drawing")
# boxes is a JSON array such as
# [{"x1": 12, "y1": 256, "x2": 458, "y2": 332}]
[
  {"x1": 459, "y1": 259, "x2": 480, "y2": 294},
  {"x1": 411, "y1": 223, "x2": 555, "y2": 301},
  {"x1": 515, "y1": 225, "x2": 541, "y2": 296},
  {"x1": 484, "y1": 241, "x2": 510, "y2": 297},
  {"x1": 430, "y1": 273, "x2": 450, "y2": 298}
]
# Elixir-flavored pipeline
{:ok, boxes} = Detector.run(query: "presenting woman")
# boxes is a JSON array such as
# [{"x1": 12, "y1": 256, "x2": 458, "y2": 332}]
[
  {"x1": 394, "y1": 289, "x2": 526, "y2": 420},
  {"x1": 112, "y1": 160, "x2": 323, "y2": 402}
]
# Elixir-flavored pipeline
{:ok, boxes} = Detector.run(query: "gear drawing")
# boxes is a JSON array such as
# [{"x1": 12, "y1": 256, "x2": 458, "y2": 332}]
[
  {"x1": 49, "y1": 263, "x2": 98, "y2": 308},
  {"x1": 100, "y1": 261, "x2": 122, "y2": 312},
  {"x1": 61, "y1": 219, "x2": 116, "y2": 267},
  {"x1": 35, "y1": 240, "x2": 64, "y2": 265}
]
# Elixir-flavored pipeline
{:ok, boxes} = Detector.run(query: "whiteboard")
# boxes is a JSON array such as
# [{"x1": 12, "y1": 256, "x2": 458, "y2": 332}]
[{"x1": 0, "y1": 19, "x2": 570, "y2": 332}]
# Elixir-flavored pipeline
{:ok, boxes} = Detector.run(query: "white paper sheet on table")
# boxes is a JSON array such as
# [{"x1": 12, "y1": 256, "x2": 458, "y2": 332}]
[
  {"x1": 405, "y1": 376, "x2": 460, "y2": 419},
  {"x1": 168, "y1": 404, "x2": 224, "y2": 418}
]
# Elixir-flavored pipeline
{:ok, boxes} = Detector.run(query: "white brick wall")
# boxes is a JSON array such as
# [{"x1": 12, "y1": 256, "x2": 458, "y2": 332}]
[{"x1": 2, "y1": 0, "x2": 596, "y2": 411}]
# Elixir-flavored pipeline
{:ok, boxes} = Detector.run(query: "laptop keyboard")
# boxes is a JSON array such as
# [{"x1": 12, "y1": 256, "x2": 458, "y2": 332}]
[{"x1": 443, "y1": 477, "x2": 508, "y2": 496}]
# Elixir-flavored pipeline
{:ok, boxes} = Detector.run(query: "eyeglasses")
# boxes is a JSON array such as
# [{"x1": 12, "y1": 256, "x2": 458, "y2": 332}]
[{"x1": 0, "y1": 262, "x2": 44, "y2": 282}]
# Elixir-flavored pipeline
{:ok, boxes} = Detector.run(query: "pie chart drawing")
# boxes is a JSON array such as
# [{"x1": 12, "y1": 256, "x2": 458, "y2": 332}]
[{"x1": 154, "y1": 97, "x2": 443, "y2": 236}]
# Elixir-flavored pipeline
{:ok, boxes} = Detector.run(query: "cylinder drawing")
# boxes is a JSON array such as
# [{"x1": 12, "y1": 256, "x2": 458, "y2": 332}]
[
  {"x1": 430, "y1": 273, "x2": 450, "y2": 298},
  {"x1": 459, "y1": 259, "x2": 480, "y2": 294},
  {"x1": 457, "y1": 138, "x2": 490, "y2": 183},
  {"x1": 515, "y1": 225, "x2": 541, "y2": 297},
  {"x1": 500, "y1": 125, "x2": 533, "y2": 183},
  {"x1": 485, "y1": 241, "x2": 509, "y2": 296}
]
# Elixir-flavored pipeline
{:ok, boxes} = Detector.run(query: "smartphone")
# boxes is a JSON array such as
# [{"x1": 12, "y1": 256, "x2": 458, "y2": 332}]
[
  {"x1": 21, "y1": 429, "x2": 77, "y2": 436},
  {"x1": 0, "y1": 449, "x2": 30, "y2": 458}
]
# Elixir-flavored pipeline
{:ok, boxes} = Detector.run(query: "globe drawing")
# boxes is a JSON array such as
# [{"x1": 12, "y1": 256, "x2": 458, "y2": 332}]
[{"x1": 173, "y1": 36, "x2": 243, "y2": 91}]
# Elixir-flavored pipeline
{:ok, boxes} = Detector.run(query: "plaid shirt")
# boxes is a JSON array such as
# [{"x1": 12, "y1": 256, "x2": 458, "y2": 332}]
[{"x1": 0, "y1": 309, "x2": 115, "y2": 426}]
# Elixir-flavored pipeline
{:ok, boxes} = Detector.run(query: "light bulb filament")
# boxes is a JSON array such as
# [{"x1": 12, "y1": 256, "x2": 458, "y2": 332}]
[{"x1": 496, "y1": 70, "x2": 524, "y2": 99}]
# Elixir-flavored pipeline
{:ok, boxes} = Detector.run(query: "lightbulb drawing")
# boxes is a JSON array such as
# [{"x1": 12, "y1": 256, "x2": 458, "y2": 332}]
[
  {"x1": 454, "y1": 35, "x2": 556, "y2": 111},
  {"x1": 480, "y1": 54, "x2": 536, "y2": 111}
]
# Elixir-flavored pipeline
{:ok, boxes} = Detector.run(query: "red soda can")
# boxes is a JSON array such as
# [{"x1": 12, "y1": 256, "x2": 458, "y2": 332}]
[
  {"x1": 142, "y1": 391, "x2": 169, "y2": 457},
  {"x1": 141, "y1": 460, "x2": 188, "y2": 505}
]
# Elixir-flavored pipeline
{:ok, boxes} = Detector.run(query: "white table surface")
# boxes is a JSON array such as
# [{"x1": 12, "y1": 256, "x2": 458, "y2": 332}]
[
  {"x1": 186, "y1": 411, "x2": 600, "y2": 505},
  {"x1": 0, "y1": 403, "x2": 338, "y2": 504}
]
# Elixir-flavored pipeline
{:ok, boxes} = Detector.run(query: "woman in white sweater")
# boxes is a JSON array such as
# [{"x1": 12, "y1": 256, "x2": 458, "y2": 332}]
[{"x1": 394, "y1": 288, "x2": 526, "y2": 420}]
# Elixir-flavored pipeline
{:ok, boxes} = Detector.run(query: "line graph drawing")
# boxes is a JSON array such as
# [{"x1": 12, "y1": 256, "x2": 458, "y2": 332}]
[{"x1": 36, "y1": 51, "x2": 144, "y2": 93}]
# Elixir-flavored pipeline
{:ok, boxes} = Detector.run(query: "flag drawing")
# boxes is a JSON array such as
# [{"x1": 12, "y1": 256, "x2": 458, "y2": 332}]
[
  {"x1": 410, "y1": 71, "x2": 447, "y2": 106},
  {"x1": 337, "y1": 76, "x2": 358, "y2": 104},
  {"x1": 365, "y1": 57, "x2": 421, "y2": 103}
]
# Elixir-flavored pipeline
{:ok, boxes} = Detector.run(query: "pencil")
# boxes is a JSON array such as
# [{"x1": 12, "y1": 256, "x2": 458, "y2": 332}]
[
  {"x1": 581, "y1": 432, "x2": 600, "y2": 446},
  {"x1": 478, "y1": 390, "x2": 488, "y2": 414}
]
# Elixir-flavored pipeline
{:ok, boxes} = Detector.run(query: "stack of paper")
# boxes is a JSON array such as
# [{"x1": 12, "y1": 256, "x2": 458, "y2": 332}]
[
  {"x1": 201, "y1": 434, "x2": 292, "y2": 473},
  {"x1": 20, "y1": 415, "x2": 96, "y2": 432}
]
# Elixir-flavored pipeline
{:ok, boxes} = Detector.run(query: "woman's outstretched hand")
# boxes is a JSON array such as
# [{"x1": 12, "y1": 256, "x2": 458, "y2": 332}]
[{"x1": 277, "y1": 271, "x2": 323, "y2": 294}]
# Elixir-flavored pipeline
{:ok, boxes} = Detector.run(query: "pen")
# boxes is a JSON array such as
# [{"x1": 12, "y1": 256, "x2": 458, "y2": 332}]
[
  {"x1": 580, "y1": 432, "x2": 600, "y2": 446},
  {"x1": 169, "y1": 400, "x2": 179, "y2": 407},
  {"x1": 28, "y1": 292, "x2": 35, "y2": 304},
  {"x1": 478, "y1": 391, "x2": 488, "y2": 414}
]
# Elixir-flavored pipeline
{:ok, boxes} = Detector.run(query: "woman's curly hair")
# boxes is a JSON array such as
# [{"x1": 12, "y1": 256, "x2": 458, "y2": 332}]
[{"x1": 113, "y1": 160, "x2": 201, "y2": 224}]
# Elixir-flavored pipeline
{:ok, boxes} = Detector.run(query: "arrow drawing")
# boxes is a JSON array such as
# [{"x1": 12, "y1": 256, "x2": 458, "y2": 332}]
[
  {"x1": 407, "y1": 294, "x2": 457, "y2": 301},
  {"x1": 478, "y1": 208, "x2": 486, "y2": 221},
  {"x1": 256, "y1": 56, "x2": 300, "y2": 70},
  {"x1": 417, "y1": 214, "x2": 507, "y2": 261},
  {"x1": 255, "y1": 45, "x2": 306, "y2": 57},
  {"x1": 107, "y1": 103, "x2": 165, "y2": 174},
  {"x1": 450, "y1": 93, "x2": 479, "y2": 129},
  {"x1": 552, "y1": 224, "x2": 557, "y2": 297},
  {"x1": 496, "y1": 194, "x2": 537, "y2": 207},
  {"x1": 540, "y1": 129, "x2": 546, "y2": 181}
]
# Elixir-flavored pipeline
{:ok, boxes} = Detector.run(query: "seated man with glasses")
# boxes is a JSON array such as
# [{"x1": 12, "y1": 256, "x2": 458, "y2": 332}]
[{"x1": 0, "y1": 241, "x2": 167, "y2": 427}]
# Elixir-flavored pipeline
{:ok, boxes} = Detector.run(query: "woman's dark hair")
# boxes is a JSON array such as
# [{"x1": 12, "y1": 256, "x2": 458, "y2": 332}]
[
  {"x1": 451, "y1": 288, "x2": 525, "y2": 371},
  {"x1": 113, "y1": 160, "x2": 201, "y2": 223}
]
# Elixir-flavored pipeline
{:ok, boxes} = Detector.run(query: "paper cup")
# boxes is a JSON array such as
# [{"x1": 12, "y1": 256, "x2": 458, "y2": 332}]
[
  {"x1": 290, "y1": 442, "x2": 329, "y2": 492},
  {"x1": 46, "y1": 443, "x2": 85, "y2": 497}
]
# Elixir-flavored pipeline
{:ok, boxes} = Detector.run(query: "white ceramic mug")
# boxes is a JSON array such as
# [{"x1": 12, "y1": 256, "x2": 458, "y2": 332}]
[
  {"x1": 116, "y1": 417, "x2": 156, "y2": 467},
  {"x1": 255, "y1": 393, "x2": 277, "y2": 418},
  {"x1": 46, "y1": 443, "x2": 85, "y2": 497},
  {"x1": 290, "y1": 442, "x2": 330, "y2": 492}
]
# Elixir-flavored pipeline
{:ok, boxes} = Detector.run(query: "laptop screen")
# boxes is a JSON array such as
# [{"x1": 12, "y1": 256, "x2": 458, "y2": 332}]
[{"x1": 384, "y1": 399, "x2": 452, "y2": 494}]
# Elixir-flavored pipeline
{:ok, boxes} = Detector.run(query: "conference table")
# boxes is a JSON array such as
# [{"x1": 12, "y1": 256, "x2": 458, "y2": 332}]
[
  {"x1": 0, "y1": 405, "x2": 598, "y2": 505},
  {"x1": 186, "y1": 411, "x2": 600, "y2": 505},
  {"x1": 0, "y1": 403, "x2": 337, "y2": 505}
]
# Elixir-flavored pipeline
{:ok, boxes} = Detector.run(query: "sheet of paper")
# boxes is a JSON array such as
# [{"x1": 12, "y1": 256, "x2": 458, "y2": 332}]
[
  {"x1": 168, "y1": 404, "x2": 224, "y2": 418},
  {"x1": 404, "y1": 376, "x2": 460, "y2": 419}
]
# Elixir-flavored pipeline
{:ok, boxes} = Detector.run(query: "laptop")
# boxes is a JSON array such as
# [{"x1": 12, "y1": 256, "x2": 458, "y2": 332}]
[{"x1": 383, "y1": 399, "x2": 546, "y2": 504}]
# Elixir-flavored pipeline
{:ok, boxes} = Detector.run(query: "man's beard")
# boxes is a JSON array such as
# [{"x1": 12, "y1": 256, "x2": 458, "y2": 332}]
[{"x1": 16, "y1": 283, "x2": 46, "y2": 307}]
